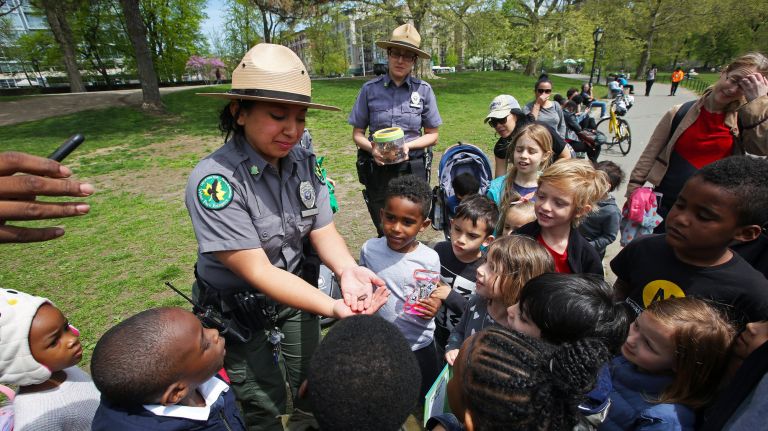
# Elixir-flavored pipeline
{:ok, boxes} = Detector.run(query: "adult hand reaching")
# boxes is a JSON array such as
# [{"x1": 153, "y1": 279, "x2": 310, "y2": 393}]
[
  {"x1": 0, "y1": 152, "x2": 94, "y2": 243},
  {"x1": 339, "y1": 265, "x2": 387, "y2": 312}
]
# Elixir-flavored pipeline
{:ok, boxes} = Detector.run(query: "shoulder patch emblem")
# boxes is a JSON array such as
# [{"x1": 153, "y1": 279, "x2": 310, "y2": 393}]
[{"x1": 197, "y1": 174, "x2": 234, "y2": 210}]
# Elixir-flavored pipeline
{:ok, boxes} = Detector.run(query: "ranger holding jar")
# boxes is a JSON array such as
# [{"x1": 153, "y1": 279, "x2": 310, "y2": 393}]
[{"x1": 349, "y1": 23, "x2": 442, "y2": 235}]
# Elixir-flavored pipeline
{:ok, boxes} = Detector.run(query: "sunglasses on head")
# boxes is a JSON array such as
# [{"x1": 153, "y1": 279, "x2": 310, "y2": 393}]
[
  {"x1": 488, "y1": 117, "x2": 508, "y2": 127},
  {"x1": 536, "y1": 88, "x2": 552, "y2": 94}
]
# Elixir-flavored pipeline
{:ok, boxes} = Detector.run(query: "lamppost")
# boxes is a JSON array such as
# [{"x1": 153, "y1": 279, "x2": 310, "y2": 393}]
[{"x1": 588, "y1": 27, "x2": 604, "y2": 87}]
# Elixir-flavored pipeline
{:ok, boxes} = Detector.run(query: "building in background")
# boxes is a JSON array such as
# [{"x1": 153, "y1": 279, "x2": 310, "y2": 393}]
[{"x1": 0, "y1": 0, "x2": 48, "y2": 87}]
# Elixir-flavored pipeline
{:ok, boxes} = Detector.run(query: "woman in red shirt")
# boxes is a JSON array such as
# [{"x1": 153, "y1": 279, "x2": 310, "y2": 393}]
[{"x1": 627, "y1": 52, "x2": 768, "y2": 233}]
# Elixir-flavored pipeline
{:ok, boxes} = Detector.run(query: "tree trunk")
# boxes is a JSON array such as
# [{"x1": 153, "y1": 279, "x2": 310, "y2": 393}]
[
  {"x1": 20, "y1": 63, "x2": 33, "y2": 87},
  {"x1": 524, "y1": 56, "x2": 539, "y2": 76},
  {"x1": 455, "y1": 22, "x2": 465, "y2": 72},
  {"x1": 635, "y1": 40, "x2": 652, "y2": 79},
  {"x1": 257, "y1": 3, "x2": 271, "y2": 43},
  {"x1": 32, "y1": 62, "x2": 46, "y2": 87},
  {"x1": 92, "y1": 51, "x2": 114, "y2": 88},
  {"x1": 118, "y1": 0, "x2": 164, "y2": 112},
  {"x1": 38, "y1": 0, "x2": 85, "y2": 92},
  {"x1": 635, "y1": 7, "x2": 658, "y2": 79},
  {"x1": 415, "y1": 57, "x2": 437, "y2": 80}
]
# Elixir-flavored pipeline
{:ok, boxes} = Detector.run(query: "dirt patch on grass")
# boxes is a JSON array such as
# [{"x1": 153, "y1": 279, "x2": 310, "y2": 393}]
[{"x1": 87, "y1": 135, "x2": 213, "y2": 203}]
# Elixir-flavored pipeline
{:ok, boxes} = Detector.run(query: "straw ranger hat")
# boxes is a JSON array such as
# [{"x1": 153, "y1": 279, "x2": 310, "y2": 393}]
[
  {"x1": 197, "y1": 43, "x2": 339, "y2": 111},
  {"x1": 376, "y1": 23, "x2": 430, "y2": 59}
]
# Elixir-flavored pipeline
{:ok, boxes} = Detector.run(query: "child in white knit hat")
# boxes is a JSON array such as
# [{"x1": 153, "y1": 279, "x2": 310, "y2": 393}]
[{"x1": 0, "y1": 288, "x2": 100, "y2": 430}]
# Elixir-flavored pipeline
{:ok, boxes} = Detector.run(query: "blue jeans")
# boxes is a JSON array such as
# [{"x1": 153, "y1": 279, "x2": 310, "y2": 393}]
[{"x1": 590, "y1": 100, "x2": 608, "y2": 117}]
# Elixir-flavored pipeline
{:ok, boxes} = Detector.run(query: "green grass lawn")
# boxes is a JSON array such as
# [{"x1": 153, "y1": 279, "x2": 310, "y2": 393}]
[
  {"x1": 0, "y1": 71, "x2": 591, "y2": 365},
  {"x1": 0, "y1": 94, "x2": 33, "y2": 102}
]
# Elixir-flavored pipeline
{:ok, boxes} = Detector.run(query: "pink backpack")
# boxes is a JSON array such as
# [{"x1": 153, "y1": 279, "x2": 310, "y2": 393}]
[
  {"x1": 626, "y1": 187, "x2": 657, "y2": 223},
  {"x1": 620, "y1": 187, "x2": 663, "y2": 246}
]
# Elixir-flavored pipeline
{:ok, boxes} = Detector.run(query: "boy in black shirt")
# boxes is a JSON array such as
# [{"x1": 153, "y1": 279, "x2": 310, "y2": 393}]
[
  {"x1": 611, "y1": 156, "x2": 768, "y2": 325},
  {"x1": 419, "y1": 195, "x2": 498, "y2": 363}
]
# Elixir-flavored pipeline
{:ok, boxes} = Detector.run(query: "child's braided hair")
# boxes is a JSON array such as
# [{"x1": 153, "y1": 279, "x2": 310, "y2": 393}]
[{"x1": 461, "y1": 327, "x2": 611, "y2": 431}]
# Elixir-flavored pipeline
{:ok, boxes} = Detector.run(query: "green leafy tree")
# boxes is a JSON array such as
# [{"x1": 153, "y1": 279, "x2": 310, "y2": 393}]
[
  {"x1": 304, "y1": 6, "x2": 348, "y2": 76},
  {"x1": 218, "y1": 0, "x2": 262, "y2": 65},
  {"x1": 464, "y1": 4, "x2": 509, "y2": 70},
  {"x1": 137, "y1": 0, "x2": 208, "y2": 82},
  {"x1": 444, "y1": 49, "x2": 457, "y2": 67},
  {"x1": 501, "y1": 0, "x2": 568, "y2": 75},
  {"x1": 31, "y1": 0, "x2": 86, "y2": 92},
  {"x1": 74, "y1": 0, "x2": 130, "y2": 87},
  {"x1": 119, "y1": 0, "x2": 163, "y2": 111},
  {"x1": 689, "y1": 0, "x2": 767, "y2": 67},
  {"x1": 432, "y1": 0, "x2": 483, "y2": 71},
  {"x1": 6, "y1": 30, "x2": 59, "y2": 85},
  {"x1": 247, "y1": 0, "x2": 331, "y2": 43}
]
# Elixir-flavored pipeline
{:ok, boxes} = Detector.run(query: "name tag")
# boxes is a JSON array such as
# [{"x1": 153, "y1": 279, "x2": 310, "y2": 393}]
[{"x1": 301, "y1": 208, "x2": 319, "y2": 217}]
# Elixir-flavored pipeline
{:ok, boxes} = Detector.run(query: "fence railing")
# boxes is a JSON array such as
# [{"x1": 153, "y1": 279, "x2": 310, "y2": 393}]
[{"x1": 681, "y1": 76, "x2": 711, "y2": 95}]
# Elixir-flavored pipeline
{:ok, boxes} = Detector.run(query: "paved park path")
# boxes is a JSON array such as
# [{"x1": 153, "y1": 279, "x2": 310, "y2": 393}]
[
  {"x1": 0, "y1": 85, "x2": 209, "y2": 127},
  {"x1": 594, "y1": 81, "x2": 697, "y2": 280}
]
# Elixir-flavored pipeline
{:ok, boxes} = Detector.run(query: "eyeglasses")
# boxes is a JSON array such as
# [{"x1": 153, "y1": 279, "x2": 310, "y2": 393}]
[
  {"x1": 536, "y1": 88, "x2": 552, "y2": 94},
  {"x1": 488, "y1": 117, "x2": 508, "y2": 127},
  {"x1": 388, "y1": 50, "x2": 417, "y2": 63},
  {"x1": 724, "y1": 74, "x2": 745, "y2": 85}
]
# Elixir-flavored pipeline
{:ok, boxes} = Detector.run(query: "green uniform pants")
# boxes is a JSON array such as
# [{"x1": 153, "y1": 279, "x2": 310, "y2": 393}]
[{"x1": 225, "y1": 306, "x2": 320, "y2": 431}]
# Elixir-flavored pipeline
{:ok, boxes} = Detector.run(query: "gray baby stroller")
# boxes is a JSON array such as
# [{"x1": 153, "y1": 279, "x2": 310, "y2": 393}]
[{"x1": 431, "y1": 142, "x2": 493, "y2": 239}]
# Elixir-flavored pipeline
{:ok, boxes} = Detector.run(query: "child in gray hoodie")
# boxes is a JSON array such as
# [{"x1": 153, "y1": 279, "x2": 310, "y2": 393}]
[{"x1": 579, "y1": 161, "x2": 624, "y2": 257}]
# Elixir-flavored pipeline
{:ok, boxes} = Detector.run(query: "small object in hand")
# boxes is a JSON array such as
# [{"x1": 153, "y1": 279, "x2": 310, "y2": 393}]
[{"x1": 357, "y1": 294, "x2": 368, "y2": 301}]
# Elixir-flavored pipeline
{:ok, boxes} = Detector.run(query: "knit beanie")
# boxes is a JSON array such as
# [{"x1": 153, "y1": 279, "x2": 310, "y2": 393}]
[{"x1": 0, "y1": 288, "x2": 52, "y2": 386}]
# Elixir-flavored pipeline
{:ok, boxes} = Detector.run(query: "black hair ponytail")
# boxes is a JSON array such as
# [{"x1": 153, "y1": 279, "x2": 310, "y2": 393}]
[
  {"x1": 218, "y1": 100, "x2": 256, "y2": 142},
  {"x1": 535, "y1": 73, "x2": 552, "y2": 89}
]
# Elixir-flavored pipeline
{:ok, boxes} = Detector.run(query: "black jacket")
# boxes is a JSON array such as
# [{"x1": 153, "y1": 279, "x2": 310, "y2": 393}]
[
  {"x1": 517, "y1": 220, "x2": 604, "y2": 277},
  {"x1": 92, "y1": 379, "x2": 245, "y2": 431}
]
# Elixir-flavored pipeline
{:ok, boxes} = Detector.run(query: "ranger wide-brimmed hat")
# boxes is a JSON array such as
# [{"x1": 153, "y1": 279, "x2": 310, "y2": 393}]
[
  {"x1": 197, "y1": 43, "x2": 339, "y2": 111},
  {"x1": 376, "y1": 23, "x2": 430, "y2": 59}
]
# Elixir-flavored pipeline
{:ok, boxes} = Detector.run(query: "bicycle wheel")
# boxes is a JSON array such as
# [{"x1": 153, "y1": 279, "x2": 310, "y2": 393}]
[
  {"x1": 617, "y1": 119, "x2": 632, "y2": 155},
  {"x1": 595, "y1": 117, "x2": 616, "y2": 150}
]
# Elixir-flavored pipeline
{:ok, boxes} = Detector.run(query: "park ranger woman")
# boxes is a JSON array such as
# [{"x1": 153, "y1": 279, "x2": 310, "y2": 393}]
[
  {"x1": 349, "y1": 23, "x2": 442, "y2": 235},
  {"x1": 187, "y1": 44, "x2": 388, "y2": 431}
]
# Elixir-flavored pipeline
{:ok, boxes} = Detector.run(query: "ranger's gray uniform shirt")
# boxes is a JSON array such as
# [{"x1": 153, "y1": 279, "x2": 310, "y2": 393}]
[
  {"x1": 348, "y1": 74, "x2": 442, "y2": 159},
  {"x1": 185, "y1": 134, "x2": 332, "y2": 294}
]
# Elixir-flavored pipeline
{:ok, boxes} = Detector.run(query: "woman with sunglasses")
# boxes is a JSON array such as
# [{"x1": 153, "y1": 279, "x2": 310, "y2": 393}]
[
  {"x1": 349, "y1": 23, "x2": 442, "y2": 235},
  {"x1": 627, "y1": 52, "x2": 768, "y2": 232},
  {"x1": 525, "y1": 74, "x2": 567, "y2": 139},
  {"x1": 487, "y1": 94, "x2": 571, "y2": 178}
]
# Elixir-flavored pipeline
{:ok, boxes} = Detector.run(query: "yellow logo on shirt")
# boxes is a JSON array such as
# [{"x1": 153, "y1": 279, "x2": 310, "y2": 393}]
[{"x1": 642, "y1": 280, "x2": 686, "y2": 307}]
